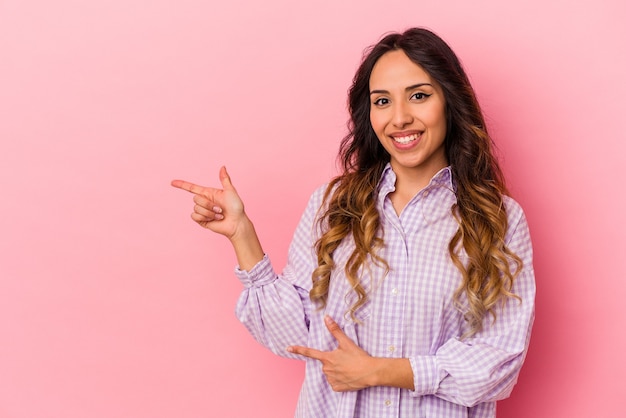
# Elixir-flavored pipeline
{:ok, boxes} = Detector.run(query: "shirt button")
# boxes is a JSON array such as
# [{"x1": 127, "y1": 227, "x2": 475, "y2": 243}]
[
  {"x1": 391, "y1": 288, "x2": 398, "y2": 296},
  {"x1": 384, "y1": 399, "x2": 392, "y2": 407},
  {"x1": 388, "y1": 345, "x2": 396, "y2": 353},
  {"x1": 423, "y1": 190, "x2": 430, "y2": 197}
]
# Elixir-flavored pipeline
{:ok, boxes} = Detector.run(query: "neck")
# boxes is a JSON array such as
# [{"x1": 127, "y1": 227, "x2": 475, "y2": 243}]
[
  {"x1": 390, "y1": 162, "x2": 447, "y2": 196},
  {"x1": 387, "y1": 160, "x2": 447, "y2": 216}
]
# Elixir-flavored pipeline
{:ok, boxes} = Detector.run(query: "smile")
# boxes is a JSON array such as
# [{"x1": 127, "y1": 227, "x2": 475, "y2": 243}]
[{"x1": 392, "y1": 133, "x2": 420, "y2": 144}]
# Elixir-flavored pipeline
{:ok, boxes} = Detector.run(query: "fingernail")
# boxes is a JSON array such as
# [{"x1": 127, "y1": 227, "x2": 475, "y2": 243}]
[
  {"x1": 324, "y1": 315, "x2": 333, "y2": 324},
  {"x1": 214, "y1": 214, "x2": 224, "y2": 220},
  {"x1": 286, "y1": 346, "x2": 293, "y2": 353},
  {"x1": 213, "y1": 206, "x2": 223, "y2": 213}
]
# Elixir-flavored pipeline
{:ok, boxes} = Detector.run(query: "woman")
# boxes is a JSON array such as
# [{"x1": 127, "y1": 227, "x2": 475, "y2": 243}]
[{"x1": 172, "y1": 27, "x2": 535, "y2": 418}]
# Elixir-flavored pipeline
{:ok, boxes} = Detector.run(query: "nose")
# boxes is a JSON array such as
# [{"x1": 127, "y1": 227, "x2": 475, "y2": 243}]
[{"x1": 392, "y1": 101, "x2": 413, "y2": 128}]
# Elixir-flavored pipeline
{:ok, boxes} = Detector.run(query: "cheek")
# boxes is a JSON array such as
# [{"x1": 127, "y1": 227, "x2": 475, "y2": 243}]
[
  {"x1": 435, "y1": 113, "x2": 447, "y2": 135},
  {"x1": 427, "y1": 105, "x2": 447, "y2": 135},
  {"x1": 369, "y1": 111, "x2": 384, "y2": 135},
  {"x1": 439, "y1": 115, "x2": 448, "y2": 139}
]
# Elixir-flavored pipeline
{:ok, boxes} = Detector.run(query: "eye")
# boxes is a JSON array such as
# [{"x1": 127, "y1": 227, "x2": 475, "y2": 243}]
[
  {"x1": 410, "y1": 92, "x2": 431, "y2": 101},
  {"x1": 373, "y1": 97, "x2": 390, "y2": 106}
]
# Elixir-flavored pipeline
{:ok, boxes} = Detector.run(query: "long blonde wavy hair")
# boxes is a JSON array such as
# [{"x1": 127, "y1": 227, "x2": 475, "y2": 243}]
[{"x1": 309, "y1": 28, "x2": 522, "y2": 337}]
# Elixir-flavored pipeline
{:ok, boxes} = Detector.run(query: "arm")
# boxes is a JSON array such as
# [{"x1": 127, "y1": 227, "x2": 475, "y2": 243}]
[
  {"x1": 409, "y1": 201, "x2": 536, "y2": 406},
  {"x1": 172, "y1": 170, "x2": 325, "y2": 357},
  {"x1": 234, "y1": 187, "x2": 325, "y2": 356}
]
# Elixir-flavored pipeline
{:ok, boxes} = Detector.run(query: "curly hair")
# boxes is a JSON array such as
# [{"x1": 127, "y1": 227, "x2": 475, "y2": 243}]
[{"x1": 309, "y1": 27, "x2": 522, "y2": 337}]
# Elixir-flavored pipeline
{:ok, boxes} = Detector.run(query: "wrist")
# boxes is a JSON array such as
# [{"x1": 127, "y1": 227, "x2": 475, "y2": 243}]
[
  {"x1": 368, "y1": 357, "x2": 385, "y2": 388},
  {"x1": 229, "y1": 215, "x2": 265, "y2": 271},
  {"x1": 229, "y1": 214, "x2": 255, "y2": 244},
  {"x1": 372, "y1": 357, "x2": 414, "y2": 390}
]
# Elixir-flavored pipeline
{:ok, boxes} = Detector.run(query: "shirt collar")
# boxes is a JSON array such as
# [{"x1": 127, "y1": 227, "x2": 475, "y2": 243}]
[{"x1": 378, "y1": 163, "x2": 455, "y2": 193}]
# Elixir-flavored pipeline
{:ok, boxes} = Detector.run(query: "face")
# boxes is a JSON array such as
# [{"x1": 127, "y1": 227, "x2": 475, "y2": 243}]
[{"x1": 369, "y1": 49, "x2": 448, "y2": 184}]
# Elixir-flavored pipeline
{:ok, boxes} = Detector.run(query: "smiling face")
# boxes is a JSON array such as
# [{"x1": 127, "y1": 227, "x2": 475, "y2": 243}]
[{"x1": 369, "y1": 49, "x2": 448, "y2": 186}]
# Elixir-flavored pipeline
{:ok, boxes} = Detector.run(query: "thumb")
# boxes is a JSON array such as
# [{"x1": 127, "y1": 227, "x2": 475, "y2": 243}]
[
  {"x1": 219, "y1": 166, "x2": 236, "y2": 191},
  {"x1": 324, "y1": 316, "x2": 351, "y2": 346}
]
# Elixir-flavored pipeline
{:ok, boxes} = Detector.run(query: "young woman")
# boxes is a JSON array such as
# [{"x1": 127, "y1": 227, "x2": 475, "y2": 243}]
[{"x1": 172, "y1": 27, "x2": 535, "y2": 418}]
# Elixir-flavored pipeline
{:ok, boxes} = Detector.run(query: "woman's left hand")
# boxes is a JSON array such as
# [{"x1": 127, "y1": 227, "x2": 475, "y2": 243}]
[{"x1": 287, "y1": 316, "x2": 376, "y2": 392}]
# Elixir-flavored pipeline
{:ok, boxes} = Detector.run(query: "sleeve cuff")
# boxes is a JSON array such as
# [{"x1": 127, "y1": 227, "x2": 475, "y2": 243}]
[
  {"x1": 234, "y1": 254, "x2": 276, "y2": 287},
  {"x1": 409, "y1": 355, "x2": 442, "y2": 397}
]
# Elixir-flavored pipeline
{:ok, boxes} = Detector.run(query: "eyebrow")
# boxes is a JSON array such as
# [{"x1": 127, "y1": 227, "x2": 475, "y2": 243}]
[{"x1": 369, "y1": 83, "x2": 433, "y2": 95}]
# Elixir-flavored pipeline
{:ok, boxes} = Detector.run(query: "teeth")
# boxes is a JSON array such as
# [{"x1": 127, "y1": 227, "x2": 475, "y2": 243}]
[{"x1": 393, "y1": 134, "x2": 419, "y2": 144}]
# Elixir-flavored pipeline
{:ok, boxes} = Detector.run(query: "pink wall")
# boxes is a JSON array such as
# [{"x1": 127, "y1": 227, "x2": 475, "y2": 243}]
[{"x1": 1, "y1": 0, "x2": 624, "y2": 416}]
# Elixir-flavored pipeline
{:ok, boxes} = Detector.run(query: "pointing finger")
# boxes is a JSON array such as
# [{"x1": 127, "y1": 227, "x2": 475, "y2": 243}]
[
  {"x1": 286, "y1": 345, "x2": 325, "y2": 361},
  {"x1": 171, "y1": 179, "x2": 206, "y2": 195}
]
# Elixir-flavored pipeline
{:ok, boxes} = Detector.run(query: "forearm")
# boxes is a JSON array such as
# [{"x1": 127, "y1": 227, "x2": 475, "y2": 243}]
[
  {"x1": 370, "y1": 357, "x2": 415, "y2": 391},
  {"x1": 229, "y1": 216, "x2": 265, "y2": 271},
  {"x1": 235, "y1": 255, "x2": 311, "y2": 357}
]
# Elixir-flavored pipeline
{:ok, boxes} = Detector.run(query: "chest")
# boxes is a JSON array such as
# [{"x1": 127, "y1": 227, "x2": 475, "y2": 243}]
[{"x1": 322, "y1": 198, "x2": 465, "y2": 332}]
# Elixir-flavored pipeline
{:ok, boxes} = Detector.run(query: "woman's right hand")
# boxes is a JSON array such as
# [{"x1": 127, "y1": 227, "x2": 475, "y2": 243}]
[
  {"x1": 171, "y1": 166, "x2": 247, "y2": 240},
  {"x1": 172, "y1": 166, "x2": 265, "y2": 270}
]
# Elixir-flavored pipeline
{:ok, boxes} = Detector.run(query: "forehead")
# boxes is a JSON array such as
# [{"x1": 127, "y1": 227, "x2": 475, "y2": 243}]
[{"x1": 369, "y1": 49, "x2": 434, "y2": 89}]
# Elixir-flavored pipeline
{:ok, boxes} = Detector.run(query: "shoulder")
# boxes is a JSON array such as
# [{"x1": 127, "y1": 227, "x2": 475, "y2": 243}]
[
  {"x1": 297, "y1": 182, "x2": 335, "y2": 228},
  {"x1": 306, "y1": 176, "x2": 346, "y2": 209},
  {"x1": 502, "y1": 195, "x2": 526, "y2": 224},
  {"x1": 502, "y1": 195, "x2": 532, "y2": 244},
  {"x1": 306, "y1": 183, "x2": 332, "y2": 213}
]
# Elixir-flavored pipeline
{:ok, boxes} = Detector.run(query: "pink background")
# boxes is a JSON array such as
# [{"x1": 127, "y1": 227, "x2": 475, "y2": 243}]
[{"x1": 1, "y1": 0, "x2": 625, "y2": 416}]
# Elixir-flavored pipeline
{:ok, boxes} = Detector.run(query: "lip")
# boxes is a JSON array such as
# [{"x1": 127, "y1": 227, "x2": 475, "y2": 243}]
[
  {"x1": 390, "y1": 130, "x2": 422, "y2": 138},
  {"x1": 389, "y1": 130, "x2": 423, "y2": 149}
]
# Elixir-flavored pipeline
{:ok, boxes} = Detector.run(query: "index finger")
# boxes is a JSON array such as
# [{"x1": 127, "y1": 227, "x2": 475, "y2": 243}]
[
  {"x1": 286, "y1": 345, "x2": 325, "y2": 361},
  {"x1": 171, "y1": 179, "x2": 206, "y2": 195}
]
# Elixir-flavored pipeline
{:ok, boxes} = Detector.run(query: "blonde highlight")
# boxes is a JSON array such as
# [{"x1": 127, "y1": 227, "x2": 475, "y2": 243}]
[{"x1": 310, "y1": 163, "x2": 389, "y2": 321}]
